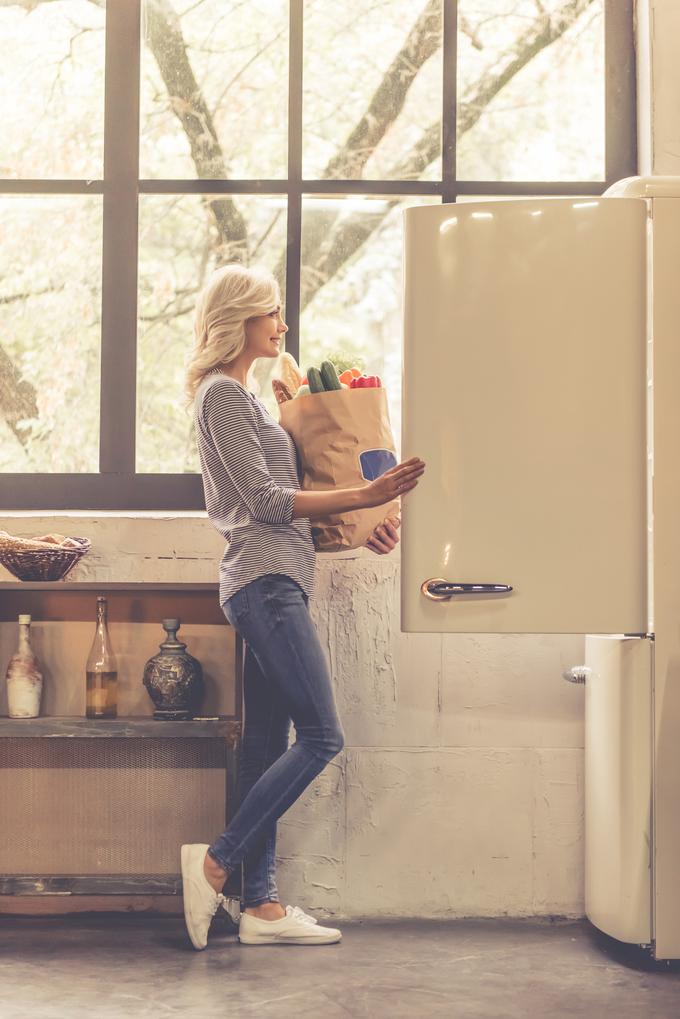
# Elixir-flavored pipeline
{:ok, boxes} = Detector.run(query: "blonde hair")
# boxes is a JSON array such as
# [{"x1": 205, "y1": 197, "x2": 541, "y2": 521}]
[{"x1": 184, "y1": 263, "x2": 281, "y2": 408}]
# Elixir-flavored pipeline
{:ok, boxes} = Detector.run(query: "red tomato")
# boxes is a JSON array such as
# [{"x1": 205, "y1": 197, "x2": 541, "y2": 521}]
[{"x1": 349, "y1": 374, "x2": 382, "y2": 389}]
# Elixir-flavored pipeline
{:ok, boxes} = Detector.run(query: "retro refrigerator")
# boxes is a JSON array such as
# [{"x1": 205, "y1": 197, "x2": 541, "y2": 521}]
[{"x1": 401, "y1": 176, "x2": 680, "y2": 960}]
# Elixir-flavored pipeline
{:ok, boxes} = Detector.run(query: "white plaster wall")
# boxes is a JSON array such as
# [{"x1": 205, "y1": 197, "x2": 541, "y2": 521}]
[
  {"x1": 636, "y1": 0, "x2": 680, "y2": 176},
  {"x1": 0, "y1": 514, "x2": 585, "y2": 918}
]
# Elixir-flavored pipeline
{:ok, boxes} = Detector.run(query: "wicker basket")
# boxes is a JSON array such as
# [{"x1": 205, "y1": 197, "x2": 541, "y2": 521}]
[{"x1": 0, "y1": 532, "x2": 91, "y2": 582}]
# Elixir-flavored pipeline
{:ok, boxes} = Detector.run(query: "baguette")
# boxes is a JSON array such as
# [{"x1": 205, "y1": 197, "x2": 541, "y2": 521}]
[{"x1": 279, "y1": 351, "x2": 303, "y2": 394}]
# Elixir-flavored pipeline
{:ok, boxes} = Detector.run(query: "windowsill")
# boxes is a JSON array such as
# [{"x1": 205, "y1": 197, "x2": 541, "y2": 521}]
[
  {"x1": 0, "y1": 511, "x2": 398, "y2": 563},
  {"x1": 0, "y1": 509, "x2": 209, "y2": 519}
]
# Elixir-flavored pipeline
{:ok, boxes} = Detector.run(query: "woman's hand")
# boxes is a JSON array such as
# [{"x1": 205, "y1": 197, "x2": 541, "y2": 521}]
[
  {"x1": 366, "y1": 514, "x2": 401, "y2": 555},
  {"x1": 362, "y1": 456, "x2": 425, "y2": 509}
]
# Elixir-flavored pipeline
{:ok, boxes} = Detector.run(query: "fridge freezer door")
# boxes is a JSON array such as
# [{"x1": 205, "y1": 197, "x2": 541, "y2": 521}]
[
  {"x1": 401, "y1": 198, "x2": 647, "y2": 633},
  {"x1": 584, "y1": 635, "x2": 652, "y2": 945}
]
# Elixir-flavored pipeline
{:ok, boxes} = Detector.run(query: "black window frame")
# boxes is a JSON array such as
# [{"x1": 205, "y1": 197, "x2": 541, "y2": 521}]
[{"x1": 2, "y1": 0, "x2": 636, "y2": 510}]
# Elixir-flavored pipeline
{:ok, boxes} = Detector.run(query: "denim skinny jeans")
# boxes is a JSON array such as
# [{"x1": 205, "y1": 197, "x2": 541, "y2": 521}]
[{"x1": 210, "y1": 573, "x2": 345, "y2": 907}]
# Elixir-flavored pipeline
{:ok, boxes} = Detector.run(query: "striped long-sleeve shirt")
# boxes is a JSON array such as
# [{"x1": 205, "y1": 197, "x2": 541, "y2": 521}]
[{"x1": 194, "y1": 368, "x2": 316, "y2": 605}]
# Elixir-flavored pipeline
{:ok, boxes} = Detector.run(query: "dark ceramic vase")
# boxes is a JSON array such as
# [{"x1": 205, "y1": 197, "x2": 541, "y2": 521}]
[{"x1": 143, "y1": 618, "x2": 204, "y2": 721}]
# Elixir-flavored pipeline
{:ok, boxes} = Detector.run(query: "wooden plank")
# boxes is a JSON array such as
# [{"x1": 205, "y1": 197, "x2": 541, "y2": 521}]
[
  {"x1": 0, "y1": 716, "x2": 241, "y2": 738},
  {"x1": 0, "y1": 588, "x2": 227, "y2": 623},
  {"x1": 0, "y1": 896, "x2": 185, "y2": 916},
  {"x1": 0, "y1": 583, "x2": 219, "y2": 590},
  {"x1": 0, "y1": 875, "x2": 181, "y2": 895}
]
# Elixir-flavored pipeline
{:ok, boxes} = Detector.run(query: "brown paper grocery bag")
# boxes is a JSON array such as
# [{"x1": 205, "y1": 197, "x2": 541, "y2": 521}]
[{"x1": 278, "y1": 387, "x2": 401, "y2": 552}]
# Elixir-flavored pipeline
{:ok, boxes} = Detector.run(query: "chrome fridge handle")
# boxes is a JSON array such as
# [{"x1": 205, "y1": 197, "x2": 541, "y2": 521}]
[
  {"x1": 421, "y1": 577, "x2": 513, "y2": 601},
  {"x1": 562, "y1": 666, "x2": 591, "y2": 685}
]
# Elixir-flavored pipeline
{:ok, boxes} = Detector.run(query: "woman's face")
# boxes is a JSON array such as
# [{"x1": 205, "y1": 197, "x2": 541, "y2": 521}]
[{"x1": 245, "y1": 304, "x2": 288, "y2": 359}]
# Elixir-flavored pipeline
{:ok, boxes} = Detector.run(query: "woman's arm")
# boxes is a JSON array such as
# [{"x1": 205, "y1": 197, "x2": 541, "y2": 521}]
[
  {"x1": 291, "y1": 486, "x2": 368, "y2": 519},
  {"x1": 292, "y1": 459, "x2": 424, "y2": 519}
]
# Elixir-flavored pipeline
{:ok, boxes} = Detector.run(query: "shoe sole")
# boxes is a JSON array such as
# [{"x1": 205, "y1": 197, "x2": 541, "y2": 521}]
[
  {"x1": 238, "y1": 932, "x2": 342, "y2": 946},
  {"x1": 181, "y1": 844, "x2": 208, "y2": 951}
]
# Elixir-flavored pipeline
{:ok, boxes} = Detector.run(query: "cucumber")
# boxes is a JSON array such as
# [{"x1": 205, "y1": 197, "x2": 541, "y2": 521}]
[
  {"x1": 307, "y1": 367, "x2": 325, "y2": 393},
  {"x1": 320, "y1": 360, "x2": 342, "y2": 391}
]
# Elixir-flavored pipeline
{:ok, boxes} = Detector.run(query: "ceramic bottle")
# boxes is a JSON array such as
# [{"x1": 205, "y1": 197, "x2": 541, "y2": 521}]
[{"x1": 5, "y1": 614, "x2": 43, "y2": 718}]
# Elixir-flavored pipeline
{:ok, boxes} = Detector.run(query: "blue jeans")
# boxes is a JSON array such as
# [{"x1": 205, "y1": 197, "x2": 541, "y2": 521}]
[{"x1": 211, "y1": 573, "x2": 345, "y2": 907}]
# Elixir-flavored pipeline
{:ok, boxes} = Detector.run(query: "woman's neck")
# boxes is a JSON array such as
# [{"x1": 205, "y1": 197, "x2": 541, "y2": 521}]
[{"x1": 216, "y1": 355, "x2": 252, "y2": 387}]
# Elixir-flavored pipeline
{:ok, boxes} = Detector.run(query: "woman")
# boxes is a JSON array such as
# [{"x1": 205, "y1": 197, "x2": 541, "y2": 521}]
[{"x1": 181, "y1": 264, "x2": 426, "y2": 951}]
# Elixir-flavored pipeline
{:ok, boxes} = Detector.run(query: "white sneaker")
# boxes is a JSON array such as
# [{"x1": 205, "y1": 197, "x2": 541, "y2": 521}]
[
  {"x1": 180, "y1": 843, "x2": 226, "y2": 950},
  {"x1": 238, "y1": 904, "x2": 341, "y2": 946}
]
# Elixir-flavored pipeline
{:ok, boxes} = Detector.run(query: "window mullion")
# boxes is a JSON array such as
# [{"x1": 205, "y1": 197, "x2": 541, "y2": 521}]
[
  {"x1": 604, "y1": 0, "x2": 637, "y2": 185},
  {"x1": 100, "y1": 0, "x2": 141, "y2": 475},
  {"x1": 285, "y1": 0, "x2": 304, "y2": 368},
  {"x1": 442, "y1": 0, "x2": 458, "y2": 204}
]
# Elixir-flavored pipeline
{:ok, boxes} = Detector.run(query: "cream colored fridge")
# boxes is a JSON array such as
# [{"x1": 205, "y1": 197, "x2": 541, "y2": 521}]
[{"x1": 401, "y1": 176, "x2": 680, "y2": 961}]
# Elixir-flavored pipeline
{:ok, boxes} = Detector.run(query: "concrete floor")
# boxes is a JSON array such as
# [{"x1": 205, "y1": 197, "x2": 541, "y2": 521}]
[{"x1": 1, "y1": 914, "x2": 680, "y2": 1018}]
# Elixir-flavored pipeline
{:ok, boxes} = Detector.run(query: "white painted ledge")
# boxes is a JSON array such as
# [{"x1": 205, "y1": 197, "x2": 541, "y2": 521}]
[{"x1": 0, "y1": 511, "x2": 399, "y2": 584}]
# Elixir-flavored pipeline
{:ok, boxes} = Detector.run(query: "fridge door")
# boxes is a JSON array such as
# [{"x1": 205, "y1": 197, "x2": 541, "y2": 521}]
[
  {"x1": 584, "y1": 635, "x2": 652, "y2": 945},
  {"x1": 402, "y1": 197, "x2": 647, "y2": 633}
]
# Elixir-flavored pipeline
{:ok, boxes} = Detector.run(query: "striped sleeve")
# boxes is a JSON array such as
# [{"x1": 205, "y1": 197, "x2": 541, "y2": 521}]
[{"x1": 202, "y1": 380, "x2": 298, "y2": 524}]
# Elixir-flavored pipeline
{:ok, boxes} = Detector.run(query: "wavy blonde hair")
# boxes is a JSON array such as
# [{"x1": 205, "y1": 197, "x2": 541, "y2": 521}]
[{"x1": 184, "y1": 263, "x2": 281, "y2": 408}]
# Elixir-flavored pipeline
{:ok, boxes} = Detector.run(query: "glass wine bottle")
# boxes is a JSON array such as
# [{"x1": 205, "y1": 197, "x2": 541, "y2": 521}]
[{"x1": 85, "y1": 596, "x2": 118, "y2": 719}]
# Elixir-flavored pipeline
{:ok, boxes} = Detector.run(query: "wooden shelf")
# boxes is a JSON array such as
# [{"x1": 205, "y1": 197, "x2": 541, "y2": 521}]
[
  {"x1": 0, "y1": 715, "x2": 238, "y2": 739},
  {"x1": 0, "y1": 874, "x2": 243, "y2": 905},
  {"x1": 0, "y1": 582, "x2": 218, "y2": 590},
  {"x1": 0, "y1": 582, "x2": 227, "y2": 624},
  {"x1": 0, "y1": 874, "x2": 183, "y2": 896},
  {"x1": 0, "y1": 582, "x2": 245, "y2": 904}
]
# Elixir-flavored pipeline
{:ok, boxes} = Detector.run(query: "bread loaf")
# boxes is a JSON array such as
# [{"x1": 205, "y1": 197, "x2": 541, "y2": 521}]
[
  {"x1": 272, "y1": 379, "x2": 294, "y2": 404},
  {"x1": 278, "y1": 351, "x2": 303, "y2": 394}
]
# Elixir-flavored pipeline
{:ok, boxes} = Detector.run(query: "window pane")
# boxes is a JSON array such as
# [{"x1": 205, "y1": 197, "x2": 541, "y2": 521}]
[
  {"x1": 300, "y1": 195, "x2": 440, "y2": 458},
  {"x1": 136, "y1": 195, "x2": 288, "y2": 473},
  {"x1": 140, "y1": 0, "x2": 289, "y2": 180},
  {"x1": 303, "y1": 1, "x2": 442, "y2": 181},
  {"x1": 0, "y1": 197, "x2": 102, "y2": 473},
  {"x1": 0, "y1": 2, "x2": 105, "y2": 180},
  {"x1": 457, "y1": 0, "x2": 604, "y2": 182}
]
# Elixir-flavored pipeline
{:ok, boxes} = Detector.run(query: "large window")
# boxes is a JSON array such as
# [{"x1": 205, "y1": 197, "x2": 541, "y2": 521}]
[{"x1": 1, "y1": 0, "x2": 635, "y2": 509}]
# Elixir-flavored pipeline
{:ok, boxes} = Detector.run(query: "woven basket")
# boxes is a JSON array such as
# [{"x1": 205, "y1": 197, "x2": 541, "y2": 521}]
[{"x1": 0, "y1": 532, "x2": 91, "y2": 582}]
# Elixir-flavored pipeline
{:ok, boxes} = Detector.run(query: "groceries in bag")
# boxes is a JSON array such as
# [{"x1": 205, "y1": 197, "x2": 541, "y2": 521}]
[
  {"x1": 272, "y1": 355, "x2": 399, "y2": 551},
  {"x1": 272, "y1": 356, "x2": 382, "y2": 400}
]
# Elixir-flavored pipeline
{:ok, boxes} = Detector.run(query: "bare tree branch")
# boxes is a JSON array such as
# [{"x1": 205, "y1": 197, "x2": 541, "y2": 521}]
[
  {"x1": 0, "y1": 345, "x2": 38, "y2": 446},
  {"x1": 0, "y1": 0, "x2": 103, "y2": 6},
  {"x1": 143, "y1": 0, "x2": 250, "y2": 264},
  {"x1": 324, "y1": 0, "x2": 441, "y2": 180},
  {"x1": 0, "y1": 286, "x2": 58, "y2": 306},
  {"x1": 459, "y1": 15, "x2": 485, "y2": 51},
  {"x1": 208, "y1": 24, "x2": 286, "y2": 120},
  {"x1": 139, "y1": 302, "x2": 196, "y2": 324}
]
